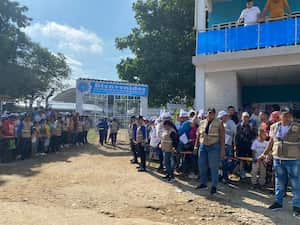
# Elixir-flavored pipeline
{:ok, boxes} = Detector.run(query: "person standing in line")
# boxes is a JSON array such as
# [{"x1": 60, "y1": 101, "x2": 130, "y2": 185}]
[
  {"x1": 259, "y1": 107, "x2": 300, "y2": 218},
  {"x1": 83, "y1": 116, "x2": 90, "y2": 144},
  {"x1": 128, "y1": 116, "x2": 138, "y2": 164},
  {"x1": 249, "y1": 107, "x2": 260, "y2": 129},
  {"x1": 227, "y1": 106, "x2": 239, "y2": 124},
  {"x1": 110, "y1": 118, "x2": 119, "y2": 146},
  {"x1": 53, "y1": 116, "x2": 63, "y2": 152},
  {"x1": 133, "y1": 116, "x2": 147, "y2": 172},
  {"x1": 31, "y1": 121, "x2": 40, "y2": 157},
  {"x1": 103, "y1": 118, "x2": 109, "y2": 144},
  {"x1": 156, "y1": 112, "x2": 177, "y2": 172},
  {"x1": 235, "y1": 112, "x2": 256, "y2": 179},
  {"x1": 77, "y1": 117, "x2": 85, "y2": 146},
  {"x1": 194, "y1": 108, "x2": 225, "y2": 195},
  {"x1": 19, "y1": 114, "x2": 32, "y2": 160},
  {"x1": 160, "y1": 120, "x2": 178, "y2": 182},
  {"x1": 149, "y1": 118, "x2": 160, "y2": 164},
  {"x1": 97, "y1": 118, "x2": 108, "y2": 146},
  {"x1": 62, "y1": 116, "x2": 70, "y2": 148},
  {"x1": 218, "y1": 110, "x2": 237, "y2": 183}
]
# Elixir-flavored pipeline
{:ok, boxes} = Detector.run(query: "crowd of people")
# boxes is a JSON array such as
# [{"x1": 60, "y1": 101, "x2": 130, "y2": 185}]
[
  {"x1": 0, "y1": 109, "x2": 91, "y2": 162},
  {"x1": 127, "y1": 105, "x2": 300, "y2": 218}
]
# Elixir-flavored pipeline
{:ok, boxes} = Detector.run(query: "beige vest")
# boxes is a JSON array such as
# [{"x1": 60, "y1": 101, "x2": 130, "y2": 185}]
[
  {"x1": 271, "y1": 122, "x2": 300, "y2": 159},
  {"x1": 21, "y1": 121, "x2": 31, "y2": 138},
  {"x1": 77, "y1": 121, "x2": 83, "y2": 132},
  {"x1": 62, "y1": 121, "x2": 69, "y2": 132},
  {"x1": 53, "y1": 122, "x2": 62, "y2": 136},
  {"x1": 136, "y1": 126, "x2": 145, "y2": 144},
  {"x1": 199, "y1": 119, "x2": 221, "y2": 146},
  {"x1": 161, "y1": 128, "x2": 175, "y2": 152}
]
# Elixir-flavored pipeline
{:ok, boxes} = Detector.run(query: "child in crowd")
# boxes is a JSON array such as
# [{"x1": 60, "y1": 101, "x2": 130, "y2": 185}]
[{"x1": 251, "y1": 129, "x2": 269, "y2": 188}]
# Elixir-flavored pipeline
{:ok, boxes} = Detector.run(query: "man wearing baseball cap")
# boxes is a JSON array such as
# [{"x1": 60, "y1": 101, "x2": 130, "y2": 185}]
[
  {"x1": 194, "y1": 108, "x2": 225, "y2": 195},
  {"x1": 259, "y1": 107, "x2": 300, "y2": 218}
]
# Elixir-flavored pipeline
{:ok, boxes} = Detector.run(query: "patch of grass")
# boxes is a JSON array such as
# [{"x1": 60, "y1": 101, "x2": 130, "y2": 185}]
[{"x1": 87, "y1": 129, "x2": 98, "y2": 144}]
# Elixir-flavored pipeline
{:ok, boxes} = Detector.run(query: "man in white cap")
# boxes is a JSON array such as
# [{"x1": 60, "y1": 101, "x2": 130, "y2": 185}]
[{"x1": 218, "y1": 110, "x2": 237, "y2": 183}]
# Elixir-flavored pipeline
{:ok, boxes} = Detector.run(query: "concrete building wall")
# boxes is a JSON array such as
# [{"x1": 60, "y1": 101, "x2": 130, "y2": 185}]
[{"x1": 205, "y1": 71, "x2": 238, "y2": 111}]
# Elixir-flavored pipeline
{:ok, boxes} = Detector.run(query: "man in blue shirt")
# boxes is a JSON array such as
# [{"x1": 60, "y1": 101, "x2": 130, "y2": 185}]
[
  {"x1": 178, "y1": 110, "x2": 191, "y2": 151},
  {"x1": 97, "y1": 118, "x2": 108, "y2": 146}
]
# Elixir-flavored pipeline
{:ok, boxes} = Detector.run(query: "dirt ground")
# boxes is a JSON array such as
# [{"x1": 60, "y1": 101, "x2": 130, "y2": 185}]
[{"x1": 0, "y1": 134, "x2": 299, "y2": 225}]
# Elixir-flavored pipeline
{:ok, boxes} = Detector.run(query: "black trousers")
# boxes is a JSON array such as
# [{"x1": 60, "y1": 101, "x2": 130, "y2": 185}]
[
  {"x1": 99, "y1": 132, "x2": 105, "y2": 145},
  {"x1": 83, "y1": 130, "x2": 88, "y2": 144},
  {"x1": 130, "y1": 139, "x2": 138, "y2": 162},
  {"x1": 137, "y1": 143, "x2": 146, "y2": 169},
  {"x1": 111, "y1": 133, "x2": 117, "y2": 146}
]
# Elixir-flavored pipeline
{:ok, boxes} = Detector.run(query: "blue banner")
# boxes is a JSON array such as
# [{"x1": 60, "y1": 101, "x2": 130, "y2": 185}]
[{"x1": 78, "y1": 81, "x2": 148, "y2": 97}]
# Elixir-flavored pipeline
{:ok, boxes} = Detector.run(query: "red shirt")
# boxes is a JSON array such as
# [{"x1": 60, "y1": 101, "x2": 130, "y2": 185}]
[{"x1": 2, "y1": 119, "x2": 15, "y2": 137}]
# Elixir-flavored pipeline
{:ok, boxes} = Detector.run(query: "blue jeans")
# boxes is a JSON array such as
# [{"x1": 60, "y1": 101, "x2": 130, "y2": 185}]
[
  {"x1": 157, "y1": 147, "x2": 164, "y2": 168},
  {"x1": 221, "y1": 145, "x2": 232, "y2": 180},
  {"x1": 164, "y1": 151, "x2": 175, "y2": 177},
  {"x1": 198, "y1": 144, "x2": 221, "y2": 188},
  {"x1": 274, "y1": 159, "x2": 300, "y2": 207}
]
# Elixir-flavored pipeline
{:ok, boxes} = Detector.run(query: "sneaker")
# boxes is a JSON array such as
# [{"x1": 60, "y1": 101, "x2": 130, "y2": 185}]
[
  {"x1": 138, "y1": 168, "x2": 146, "y2": 172},
  {"x1": 195, "y1": 184, "x2": 208, "y2": 190},
  {"x1": 130, "y1": 159, "x2": 138, "y2": 164},
  {"x1": 188, "y1": 173, "x2": 197, "y2": 179},
  {"x1": 168, "y1": 177, "x2": 176, "y2": 183},
  {"x1": 293, "y1": 206, "x2": 300, "y2": 218},
  {"x1": 162, "y1": 175, "x2": 170, "y2": 180},
  {"x1": 222, "y1": 178, "x2": 229, "y2": 184},
  {"x1": 210, "y1": 186, "x2": 217, "y2": 195},
  {"x1": 268, "y1": 202, "x2": 283, "y2": 211}
]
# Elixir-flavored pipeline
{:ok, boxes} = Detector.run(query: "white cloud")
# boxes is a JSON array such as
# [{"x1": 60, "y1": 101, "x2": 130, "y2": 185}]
[
  {"x1": 65, "y1": 55, "x2": 83, "y2": 68},
  {"x1": 24, "y1": 22, "x2": 103, "y2": 54}
]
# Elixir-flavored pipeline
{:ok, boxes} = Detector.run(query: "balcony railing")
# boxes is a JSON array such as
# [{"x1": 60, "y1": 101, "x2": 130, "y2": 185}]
[{"x1": 197, "y1": 15, "x2": 300, "y2": 55}]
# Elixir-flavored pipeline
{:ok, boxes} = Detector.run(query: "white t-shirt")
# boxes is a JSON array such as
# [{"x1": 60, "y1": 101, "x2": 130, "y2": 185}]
[
  {"x1": 251, "y1": 139, "x2": 269, "y2": 157},
  {"x1": 239, "y1": 6, "x2": 260, "y2": 25}
]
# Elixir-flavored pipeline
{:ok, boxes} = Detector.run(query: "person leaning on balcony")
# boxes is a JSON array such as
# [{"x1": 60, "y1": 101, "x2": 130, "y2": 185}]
[
  {"x1": 262, "y1": 0, "x2": 291, "y2": 19},
  {"x1": 237, "y1": 0, "x2": 261, "y2": 26}
]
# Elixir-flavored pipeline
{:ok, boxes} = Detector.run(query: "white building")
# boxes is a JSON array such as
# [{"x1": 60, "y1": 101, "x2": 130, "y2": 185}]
[{"x1": 193, "y1": 0, "x2": 300, "y2": 115}]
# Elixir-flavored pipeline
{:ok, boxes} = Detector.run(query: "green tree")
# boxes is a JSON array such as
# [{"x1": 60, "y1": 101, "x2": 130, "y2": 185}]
[
  {"x1": 116, "y1": 0, "x2": 195, "y2": 106},
  {"x1": 0, "y1": 0, "x2": 70, "y2": 104}
]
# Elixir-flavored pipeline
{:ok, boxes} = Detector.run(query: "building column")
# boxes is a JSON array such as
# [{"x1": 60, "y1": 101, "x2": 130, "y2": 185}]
[
  {"x1": 194, "y1": 0, "x2": 207, "y2": 31},
  {"x1": 194, "y1": 0, "x2": 207, "y2": 110},
  {"x1": 195, "y1": 67, "x2": 206, "y2": 110},
  {"x1": 75, "y1": 80, "x2": 84, "y2": 114},
  {"x1": 205, "y1": 71, "x2": 239, "y2": 111},
  {"x1": 140, "y1": 96, "x2": 148, "y2": 116}
]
